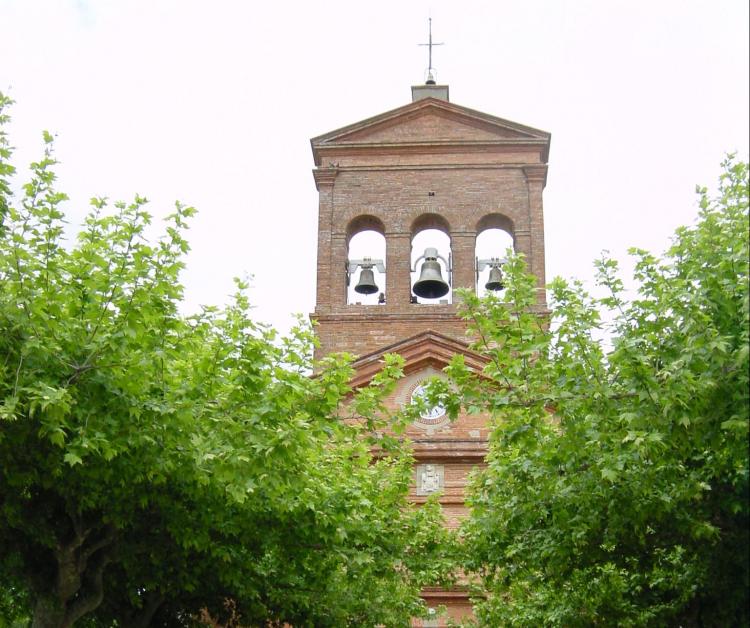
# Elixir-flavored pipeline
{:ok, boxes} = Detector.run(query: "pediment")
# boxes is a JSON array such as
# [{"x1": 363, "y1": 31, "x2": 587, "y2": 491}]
[
  {"x1": 334, "y1": 109, "x2": 530, "y2": 144},
  {"x1": 311, "y1": 97, "x2": 550, "y2": 162},
  {"x1": 348, "y1": 329, "x2": 488, "y2": 389}
]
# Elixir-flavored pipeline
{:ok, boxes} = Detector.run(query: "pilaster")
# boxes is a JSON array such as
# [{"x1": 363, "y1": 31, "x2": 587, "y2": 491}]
[
  {"x1": 449, "y1": 231, "x2": 477, "y2": 294},
  {"x1": 385, "y1": 232, "x2": 412, "y2": 306},
  {"x1": 523, "y1": 164, "x2": 548, "y2": 305},
  {"x1": 312, "y1": 167, "x2": 338, "y2": 313}
]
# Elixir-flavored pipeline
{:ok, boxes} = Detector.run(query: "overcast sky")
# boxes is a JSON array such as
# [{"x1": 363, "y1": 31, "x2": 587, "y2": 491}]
[{"x1": 2, "y1": 0, "x2": 748, "y2": 333}]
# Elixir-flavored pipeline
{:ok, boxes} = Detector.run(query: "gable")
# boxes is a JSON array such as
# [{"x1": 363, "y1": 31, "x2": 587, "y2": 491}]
[
  {"x1": 335, "y1": 109, "x2": 533, "y2": 144},
  {"x1": 312, "y1": 97, "x2": 549, "y2": 150},
  {"x1": 347, "y1": 331, "x2": 493, "y2": 448},
  {"x1": 348, "y1": 329, "x2": 487, "y2": 389}
]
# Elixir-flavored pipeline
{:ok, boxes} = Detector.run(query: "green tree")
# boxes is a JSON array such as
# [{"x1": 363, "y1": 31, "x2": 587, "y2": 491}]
[
  {"x1": 447, "y1": 158, "x2": 749, "y2": 626},
  {"x1": 0, "y1": 93, "x2": 452, "y2": 627}
]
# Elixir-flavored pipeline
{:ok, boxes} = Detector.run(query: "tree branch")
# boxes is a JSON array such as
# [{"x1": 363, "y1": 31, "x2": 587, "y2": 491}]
[
  {"x1": 61, "y1": 535, "x2": 115, "y2": 628},
  {"x1": 80, "y1": 523, "x2": 117, "y2": 563},
  {"x1": 122, "y1": 591, "x2": 165, "y2": 628}
]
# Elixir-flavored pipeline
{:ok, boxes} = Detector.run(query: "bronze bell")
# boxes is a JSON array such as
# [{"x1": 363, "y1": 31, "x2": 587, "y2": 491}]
[
  {"x1": 485, "y1": 266, "x2": 504, "y2": 291},
  {"x1": 354, "y1": 267, "x2": 379, "y2": 295},
  {"x1": 413, "y1": 255, "x2": 449, "y2": 299}
]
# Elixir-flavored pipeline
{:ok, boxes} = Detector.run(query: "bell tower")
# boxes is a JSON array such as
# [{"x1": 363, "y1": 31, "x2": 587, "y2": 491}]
[
  {"x1": 310, "y1": 86, "x2": 550, "y2": 358},
  {"x1": 310, "y1": 83, "x2": 550, "y2": 625}
]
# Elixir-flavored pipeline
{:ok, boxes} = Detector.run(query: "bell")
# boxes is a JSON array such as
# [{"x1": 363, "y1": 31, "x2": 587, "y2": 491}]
[
  {"x1": 413, "y1": 255, "x2": 449, "y2": 299},
  {"x1": 485, "y1": 266, "x2": 504, "y2": 291},
  {"x1": 354, "y1": 267, "x2": 379, "y2": 295}
]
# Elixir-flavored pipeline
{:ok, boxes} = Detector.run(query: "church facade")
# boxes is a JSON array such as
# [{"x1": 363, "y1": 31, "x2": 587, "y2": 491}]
[{"x1": 309, "y1": 82, "x2": 550, "y2": 626}]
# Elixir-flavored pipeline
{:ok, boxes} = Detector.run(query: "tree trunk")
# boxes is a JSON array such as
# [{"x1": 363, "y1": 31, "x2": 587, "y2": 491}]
[
  {"x1": 122, "y1": 592, "x2": 165, "y2": 628},
  {"x1": 31, "y1": 595, "x2": 66, "y2": 628},
  {"x1": 30, "y1": 521, "x2": 116, "y2": 628}
]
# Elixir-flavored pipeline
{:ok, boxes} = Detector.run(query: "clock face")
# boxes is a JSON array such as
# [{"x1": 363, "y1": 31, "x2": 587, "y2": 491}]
[{"x1": 410, "y1": 384, "x2": 447, "y2": 423}]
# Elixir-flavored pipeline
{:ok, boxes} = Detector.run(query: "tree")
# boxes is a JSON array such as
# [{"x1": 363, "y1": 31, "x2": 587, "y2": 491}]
[
  {"x1": 446, "y1": 157, "x2": 749, "y2": 626},
  {"x1": 0, "y1": 93, "x2": 453, "y2": 627}
]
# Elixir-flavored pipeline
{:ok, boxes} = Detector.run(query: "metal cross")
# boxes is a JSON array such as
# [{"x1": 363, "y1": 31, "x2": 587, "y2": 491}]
[{"x1": 418, "y1": 17, "x2": 444, "y2": 82}]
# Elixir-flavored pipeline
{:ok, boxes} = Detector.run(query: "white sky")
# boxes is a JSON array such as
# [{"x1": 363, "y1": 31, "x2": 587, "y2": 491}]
[{"x1": 1, "y1": 0, "x2": 748, "y2": 334}]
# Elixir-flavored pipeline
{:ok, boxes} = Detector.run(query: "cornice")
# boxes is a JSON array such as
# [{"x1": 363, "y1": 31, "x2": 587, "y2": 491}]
[
  {"x1": 421, "y1": 587, "x2": 471, "y2": 600},
  {"x1": 523, "y1": 163, "x2": 549, "y2": 187},
  {"x1": 318, "y1": 139, "x2": 549, "y2": 149},
  {"x1": 312, "y1": 304, "x2": 549, "y2": 321},
  {"x1": 313, "y1": 139, "x2": 549, "y2": 166},
  {"x1": 411, "y1": 440, "x2": 489, "y2": 464},
  {"x1": 312, "y1": 167, "x2": 338, "y2": 190},
  {"x1": 313, "y1": 309, "x2": 460, "y2": 321},
  {"x1": 321, "y1": 163, "x2": 541, "y2": 173},
  {"x1": 373, "y1": 441, "x2": 489, "y2": 465}
]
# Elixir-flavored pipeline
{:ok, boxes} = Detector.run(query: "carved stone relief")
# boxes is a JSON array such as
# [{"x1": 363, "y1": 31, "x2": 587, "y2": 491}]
[{"x1": 416, "y1": 463, "x2": 445, "y2": 496}]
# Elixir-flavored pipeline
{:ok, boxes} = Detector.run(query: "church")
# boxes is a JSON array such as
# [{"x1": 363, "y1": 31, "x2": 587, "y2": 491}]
[{"x1": 308, "y1": 70, "x2": 550, "y2": 626}]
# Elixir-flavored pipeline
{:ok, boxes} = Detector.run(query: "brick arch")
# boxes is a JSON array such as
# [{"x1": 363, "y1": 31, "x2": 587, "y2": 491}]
[
  {"x1": 410, "y1": 213, "x2": 451, "y2": 237},
  {"x1": 346, "y1": 214, "x2": 386, "y2": 244},
  {"x1": 476, "y1": 212, "x2": 515, "y2": 238}
]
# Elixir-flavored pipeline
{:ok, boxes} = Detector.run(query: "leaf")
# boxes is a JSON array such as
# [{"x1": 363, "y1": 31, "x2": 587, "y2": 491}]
[
  {"x1": 64, "y1": 452, "x2": 83, "y2": 466},
  {"x1": 601, "y1": 468, "x2": 618, "y2": 482}
]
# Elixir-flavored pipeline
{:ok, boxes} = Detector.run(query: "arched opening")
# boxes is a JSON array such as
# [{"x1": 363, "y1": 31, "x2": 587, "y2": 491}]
[
  {"x1": 475, "y1": 215, "x2": 514, "y2": 297},
  {"x1": 410, "y1": 214, "x2": 452, "y2": 304},
  {"x1": 347, "y1": 216, "x2": 386, "y2": 305}
]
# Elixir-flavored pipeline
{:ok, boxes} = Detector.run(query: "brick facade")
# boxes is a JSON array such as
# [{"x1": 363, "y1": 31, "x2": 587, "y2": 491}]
[{"x1": 310, "y1": 88, "x2": 550, "y2": 627}]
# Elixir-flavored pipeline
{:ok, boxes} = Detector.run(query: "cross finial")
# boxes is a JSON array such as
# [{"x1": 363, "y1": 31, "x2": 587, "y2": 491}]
[{"x1": 418, "y1": 17, "x2": 444, "y2": 85}]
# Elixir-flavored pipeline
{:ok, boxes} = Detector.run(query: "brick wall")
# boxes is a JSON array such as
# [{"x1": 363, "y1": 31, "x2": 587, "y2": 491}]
[
  {"x1": 311, "y1": 100, "x2": 549, "y2": 361},
  {"x1": 310, "y1": 93, "x2": 550, "y2": 628}
]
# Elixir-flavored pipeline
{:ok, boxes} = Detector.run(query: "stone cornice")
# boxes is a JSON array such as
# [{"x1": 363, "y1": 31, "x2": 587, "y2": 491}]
[
  {"x1": 411, "y1": 439, "x2": 489, "y2": 464},
  {"x1": 313, "y1": 139, "x2": 549, "y2": 166},
  {"x1": 311, "y1": 304, "x2": 549, "y2": 322},
  {"x1": 373, "y1": 440, "x2": 489, "y2": 465},
  {"x1": 421, "y1": 587, "x2": 471, "y2": 599},
  {"x1": 313, "y1": 162, "x2": 543, "y2": 173},
  {"x1": 312, "y1": 309, "x2": 460, "y2": 321},
  {"x1": 312, "y1": 167, "x2": 338, "y2": 190},
  {"x1": 523, "y1": 163, "x2": 549, "y2": 187}
]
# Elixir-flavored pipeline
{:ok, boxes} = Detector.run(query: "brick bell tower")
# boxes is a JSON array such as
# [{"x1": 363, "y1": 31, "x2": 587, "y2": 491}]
[{"x1": 310, "y1": 80, "x2": 550, "y2": 626}]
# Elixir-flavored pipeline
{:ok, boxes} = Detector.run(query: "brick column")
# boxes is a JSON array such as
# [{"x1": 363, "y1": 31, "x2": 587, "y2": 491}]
[
  {"x1": 523, "y1": 164, "x2": 548, "y2": 306},
  {"x1": 385, "y1": 232, "x2": 412, "y2": 306},
  {"x1": 312, "y1": 168, "x2": 337, "y2": 313},
  {"x1": 330, "y1": 232, "x2": 348, "y2": 307},
  {"x1": 450, "y1": 231, "x2": 477, "y2": 297},
  {"x1": 514, "y1": 228, "x2": 532, "y2": 264}
]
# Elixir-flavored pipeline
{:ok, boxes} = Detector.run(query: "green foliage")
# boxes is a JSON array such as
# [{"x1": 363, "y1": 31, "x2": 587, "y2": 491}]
[
  {"x1": 451, "y1": 158, "x2": 749, "y2": 626},
  {"x1": 0, "y1": 93, "x2": 452, "y2": 627}
]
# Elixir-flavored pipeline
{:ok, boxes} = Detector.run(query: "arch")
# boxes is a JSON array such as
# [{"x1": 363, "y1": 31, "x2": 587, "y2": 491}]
[
  {"x1": 475, "y1": 215, "x2": 515, "y2": 297},
  {"x1": 346, "y1": 214, "x2": 385, "y2": 243},
  {"x1": 476, "y1": 212, "x2": 515, "y2": 238},
  {"x1": 410, "y1": 215, "x2": 452, "y2": 304},
  {"x1": 411, "y1": 213, "x2": 451, "y2": 237},
  {"x1": 347, "y1": 216, "x2": 386, "y2": 305}
]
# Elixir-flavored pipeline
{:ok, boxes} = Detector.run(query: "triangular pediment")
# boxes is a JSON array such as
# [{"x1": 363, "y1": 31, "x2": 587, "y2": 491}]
[
  {"x1": 311, "y1": 97, "x2": 549, "y2": 154},
  {"x1": 348, "y1": 329, "x2": 488, "y2": 389},
  {"x1": 333, "y1": 109, "x2": 531, "y2": 144}
]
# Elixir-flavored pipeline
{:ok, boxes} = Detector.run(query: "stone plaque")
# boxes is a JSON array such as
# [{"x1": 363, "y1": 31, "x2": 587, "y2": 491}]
[
  {"x1": 422, "y1": 607, "x2": 439, "y2": 627},
  {"x1": 416, "y1": 464, "x2": 445, "y2": 496}
]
